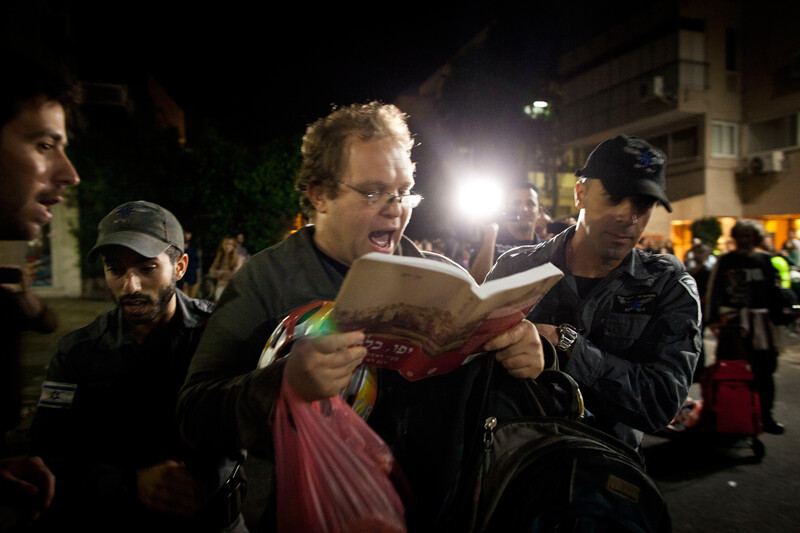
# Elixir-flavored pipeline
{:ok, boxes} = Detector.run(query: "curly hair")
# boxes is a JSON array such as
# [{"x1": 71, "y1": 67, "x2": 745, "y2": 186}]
[
  {"x1": 1, "y1": 52, "x2": 81, "y2": 129},
  {"x1": 295, "y1": 101, "x2": 415, "y2": 214}
]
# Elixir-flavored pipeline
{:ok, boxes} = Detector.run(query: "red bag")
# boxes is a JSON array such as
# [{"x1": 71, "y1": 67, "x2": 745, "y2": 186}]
[
  {"x1": 701, "y1": 360, "x2": 763, "y2": 435},
  {"x1": 273, "y1": 377, "x2": 407, "y2": 533}
]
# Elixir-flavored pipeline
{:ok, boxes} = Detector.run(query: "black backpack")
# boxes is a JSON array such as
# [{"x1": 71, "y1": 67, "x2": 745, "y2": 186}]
[{"x1": 448, "y1": 358, "x2": 671, "y2": 533}]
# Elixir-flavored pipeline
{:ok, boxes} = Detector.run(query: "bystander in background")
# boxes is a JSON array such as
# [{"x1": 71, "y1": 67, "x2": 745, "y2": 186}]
[
  {"x1": 178, "y1": 229, "x2": 201, "y2": 298},
  {"x1": 208, "y1": 236, "x2": 244, "y2": 302}
]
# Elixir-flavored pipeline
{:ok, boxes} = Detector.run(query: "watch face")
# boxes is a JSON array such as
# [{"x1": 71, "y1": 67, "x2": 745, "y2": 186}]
[{"x1": 558, "y1": 324, "x2": 577, "y2": 351}]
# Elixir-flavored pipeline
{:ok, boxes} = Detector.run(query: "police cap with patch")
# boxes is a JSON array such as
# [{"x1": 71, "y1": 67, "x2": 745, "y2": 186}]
[
  {"x1": 575, "y1": 135, "x2": 672, "y2": 212},
  {"x1": 87, "y1": 201, "x2": 184, "y2": 263}
]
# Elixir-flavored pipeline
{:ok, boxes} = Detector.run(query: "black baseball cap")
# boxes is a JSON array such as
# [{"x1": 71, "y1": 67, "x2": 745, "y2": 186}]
[
  {"x1": 88, "y1": 201, "x2": 184, "y2": 263},
  {"x1": 575, "y1": 135, "x2": 672, "y2": 212}
]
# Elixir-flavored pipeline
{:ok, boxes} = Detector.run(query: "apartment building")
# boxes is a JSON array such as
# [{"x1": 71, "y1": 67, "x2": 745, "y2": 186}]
[{"x1": 555, "y1": 0, "x2": 800, "y2": 259}]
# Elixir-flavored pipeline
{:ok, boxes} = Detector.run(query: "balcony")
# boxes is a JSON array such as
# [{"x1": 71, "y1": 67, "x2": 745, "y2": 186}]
[{"x1": 560, "y1": 59, "x2": 708, "y2": 141}]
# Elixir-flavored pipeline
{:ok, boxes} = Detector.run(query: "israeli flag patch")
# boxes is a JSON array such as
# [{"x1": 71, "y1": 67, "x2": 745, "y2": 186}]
[{"x1": 38, "y1": 381, "x2": 77, "y2": 409}]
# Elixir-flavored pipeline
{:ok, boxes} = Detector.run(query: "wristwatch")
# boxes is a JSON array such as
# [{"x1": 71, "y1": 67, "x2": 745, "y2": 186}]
[{"x1": 556, "y1": 324, "x2": 578, "y2": 353}]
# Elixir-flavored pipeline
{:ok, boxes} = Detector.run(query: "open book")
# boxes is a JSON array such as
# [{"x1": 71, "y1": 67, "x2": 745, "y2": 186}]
[{"x1": 333, "y1": 252, "x2": 563, "y2": 381}]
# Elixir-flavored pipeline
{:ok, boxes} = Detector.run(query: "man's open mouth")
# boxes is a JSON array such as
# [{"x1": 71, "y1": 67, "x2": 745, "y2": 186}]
[
  {"x1": 39, "y1": 197, "x2": 62, "y2": 207},
  {"x1": 369, "y1": 230, "x2": 394, "y2": 250}
]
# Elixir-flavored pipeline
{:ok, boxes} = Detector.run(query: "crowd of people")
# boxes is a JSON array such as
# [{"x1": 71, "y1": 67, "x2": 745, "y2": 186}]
[{"x1": 1, "y1": 52, "x2": 797, "y2": 533}]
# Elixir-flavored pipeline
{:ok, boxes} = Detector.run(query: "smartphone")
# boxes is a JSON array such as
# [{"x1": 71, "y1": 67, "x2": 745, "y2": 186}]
[{"x1": 0, "y1": 267, "x2": 23, "y2": 284}]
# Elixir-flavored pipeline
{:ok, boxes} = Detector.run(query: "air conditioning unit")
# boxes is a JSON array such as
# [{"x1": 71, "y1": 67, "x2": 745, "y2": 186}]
[
  {"x1": 639, "y1": 75, "x2": 666, "y2": 101},
  {"x1": 748, "y1": 150, "x2": 785, "y2": 174}
]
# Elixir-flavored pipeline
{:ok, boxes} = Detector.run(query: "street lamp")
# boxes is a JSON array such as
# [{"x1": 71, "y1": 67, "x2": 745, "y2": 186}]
[{"x1": 524, "y1": 101, "x2": 549, "y2": 118}]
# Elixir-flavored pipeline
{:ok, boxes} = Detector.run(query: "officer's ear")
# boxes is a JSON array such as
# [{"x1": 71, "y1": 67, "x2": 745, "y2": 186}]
[
  {"x1": 574, "y1": 179, "x2": 587, "y2": 210},
  {"x1": 175, "y1": 253, "x2": 189, "y2": 281}
]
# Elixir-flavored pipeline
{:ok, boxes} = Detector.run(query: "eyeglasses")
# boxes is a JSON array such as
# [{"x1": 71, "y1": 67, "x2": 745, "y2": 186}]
[{"x1": 341, "y1": 183, "x2": 423, "y2": 208}]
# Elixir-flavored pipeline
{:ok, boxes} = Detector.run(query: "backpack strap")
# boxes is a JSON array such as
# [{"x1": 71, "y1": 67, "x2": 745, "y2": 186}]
[{"x1": 536, "y1": 369, "x2": 585, "y2": 421}]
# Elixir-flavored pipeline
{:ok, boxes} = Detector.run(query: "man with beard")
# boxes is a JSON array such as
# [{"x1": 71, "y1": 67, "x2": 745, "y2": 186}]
[
  {"x1": 486, "y1": 135, "x2": 701, "y2": 450},
  {"x1": 29, "y1": 201, "x2": 239, "y2": 532},
  {"x1": 469, "y1": 182, "x2": 543, "y2": 282}
]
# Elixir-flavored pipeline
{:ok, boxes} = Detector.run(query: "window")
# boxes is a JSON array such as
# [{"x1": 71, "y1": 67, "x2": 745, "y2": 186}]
[
  {"x1": 711, "y1": 121, "x2": 738, "y2": 157},
  {"x1": 672, "y1": 127, "x2": 699, "y2": 159},
  {"x1": 725, "y1": 29, "x2": 738, "y2": 71},
  {"x1": 679, "y1": 30, "x2": 707, "y2": 90},
  {"x1": 679, "y1": 29, "x2": 705, "y2": 62},
  {"x1": 747, "y1": 113, "x2": 799, "y2": 153},
  {"x1": 645, "y1": 127, "x2": 699, "y2": 161}
]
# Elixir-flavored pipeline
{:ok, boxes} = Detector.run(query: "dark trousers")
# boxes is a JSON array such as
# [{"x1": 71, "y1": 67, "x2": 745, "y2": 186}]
[{"x1": 750, "y1": 349, "x2": 779, "y2": 421}]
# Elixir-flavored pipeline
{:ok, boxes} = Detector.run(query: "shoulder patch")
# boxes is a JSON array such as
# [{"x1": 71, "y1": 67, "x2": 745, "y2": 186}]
[
  {"x1": 38, "y1": 381, "x2": 77, "y2": 409},
  {"x1": 678, "y1": 273, "x2": 699, "y2": 299},
  {"x1": 678, "y1": 273, "x2": 702, "y2": 325}
]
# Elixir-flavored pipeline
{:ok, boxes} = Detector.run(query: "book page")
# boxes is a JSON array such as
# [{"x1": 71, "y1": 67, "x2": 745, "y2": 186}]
[
  {"x1": 352, "y1": 252, "x2": 477, "y2": 285},
  {"x1": 333, "y1": 253, "x2": 563, "y2": 380},
  {"x1": 473, "y1": 262, "x2": 562, "y2": 299}
]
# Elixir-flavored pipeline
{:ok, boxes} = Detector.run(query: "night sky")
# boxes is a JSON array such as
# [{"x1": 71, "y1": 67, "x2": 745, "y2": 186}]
[
  {"x1": 6, "y1": 1, "x2": 577, "y2": 239},
  {"x1": 8, "y1": 1, "x2": 650, "y2": 144},
  {"x1": 67, "y1": 1, "x2": 523, "y2": 142}
]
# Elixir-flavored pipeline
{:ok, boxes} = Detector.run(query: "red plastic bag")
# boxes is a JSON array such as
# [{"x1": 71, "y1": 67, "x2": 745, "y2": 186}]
[{"x1": 273, "y1": 376, "x2": 407, "y2": 533}]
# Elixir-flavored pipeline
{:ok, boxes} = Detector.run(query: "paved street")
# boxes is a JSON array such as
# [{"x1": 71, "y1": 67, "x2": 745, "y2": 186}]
[
  {"x1": 642, "y1": 327, "x2": 800, "y2": 532},
  {"x1": 7, "y1": 297, "x2": 800, "y2": 531}
]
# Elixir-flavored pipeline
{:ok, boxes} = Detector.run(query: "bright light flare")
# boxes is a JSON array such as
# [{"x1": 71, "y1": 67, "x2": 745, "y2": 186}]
[{"x1": 456, "y1": 177, "x2": 504, "y2": 220}]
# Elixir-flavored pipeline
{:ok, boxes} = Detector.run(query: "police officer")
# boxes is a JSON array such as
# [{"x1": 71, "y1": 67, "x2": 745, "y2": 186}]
[
  {"x1": 30, "y1": 201, "x2": 243, "y2": 532},
  {"x1": 487, "y1": 135, "x2": 702, "y2": 449}
]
